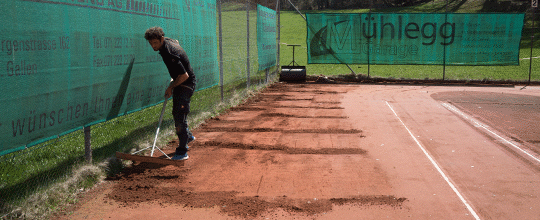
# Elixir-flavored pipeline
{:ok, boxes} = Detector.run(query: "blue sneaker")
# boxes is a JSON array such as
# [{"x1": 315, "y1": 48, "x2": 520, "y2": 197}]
[
  {"x1": 172, "y1": 153, "x2": 189, "y2": 160},
  {"x1": 187, "y1": 135, "x2": 196, "y2": 144},
  {"x1": 186, "y1": 135, "x2": 195, "y2": 151}
]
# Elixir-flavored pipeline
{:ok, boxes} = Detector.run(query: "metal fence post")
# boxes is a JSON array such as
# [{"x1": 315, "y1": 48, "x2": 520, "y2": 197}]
[
  {"x1": 530, "y1": 7, "x2": 536, "y2": 84},
  {"x1": 84, "y1": 126, "x2": 92, "y2": 163},
  {"x1": 276, "y1": 0, "x2": 280, "y2": 70},
  {"x1": 443, "y1": 0, "x2": 448, "y2": 80},
  {"x1": 442, "y1": 12, "x2": 448, "y2": 80},
  {"x1": 218, "y1": 0, "x2": 224, "y2": 101},
  {"x1": 247, "y1": 0, "x2": 251, "y2": 88},
  {"x1": 367, "y1": 6, "x2": 372, "y2": 77},
  {"x1": 266, "y1": 68, "x2": 269, "y2": 83}
]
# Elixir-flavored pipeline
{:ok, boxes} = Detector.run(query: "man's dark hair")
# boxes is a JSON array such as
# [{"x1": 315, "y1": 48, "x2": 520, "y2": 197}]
[{"x1": 144, "y1": 26, "x2": 165, "y2": 40}]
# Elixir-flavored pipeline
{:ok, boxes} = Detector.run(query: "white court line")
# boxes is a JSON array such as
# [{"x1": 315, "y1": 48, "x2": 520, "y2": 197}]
[
  {"x1": 520, "y1": 56, "x2": 540, "y2": 60},
  {"x1": 442, "y1": 102, "x2": 540, "y2": 164},
  {"x1": 386, "y1": 101, "x2": 481, "y2": 220}
]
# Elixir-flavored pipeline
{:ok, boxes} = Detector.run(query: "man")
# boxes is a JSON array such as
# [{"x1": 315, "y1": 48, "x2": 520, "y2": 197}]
[{"x1": 145, "y1": 26, "x2": 196, "y2": 160}]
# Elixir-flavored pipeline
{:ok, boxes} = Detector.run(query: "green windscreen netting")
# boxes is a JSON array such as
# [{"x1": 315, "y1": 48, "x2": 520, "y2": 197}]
[
  {"x1": 257, "y1": 4, "x2": 277, "y2": 71},
  {"x1": 307, "y1": 13, "x2": 524, "y2": 65},
  {"x1": 0, "y1": 0, "x2": 218, "y2": 156}
]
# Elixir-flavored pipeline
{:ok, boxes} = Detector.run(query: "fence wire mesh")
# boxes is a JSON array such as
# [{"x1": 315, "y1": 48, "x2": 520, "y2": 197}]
[
  {"x1": 280, "y1": 0, "x2": 538, "y2": 83},
  {"x1": 2, "y1": 0, "x2": 538, "y2": 217},
  {"x1": 0, "y1": 0, "x2": 279, "y2": 212}
]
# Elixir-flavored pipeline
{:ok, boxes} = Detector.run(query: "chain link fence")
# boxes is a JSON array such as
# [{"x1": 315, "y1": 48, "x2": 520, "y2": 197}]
[
  {"x1": 2, "y1": 0, "x2": 537, "y2": 217},
  {"x1": 282, "y1": 0, "x2": 538, "y2": 83},
  {"x1": 0, "y1": 0, "x2": 280, "y2": 215}
]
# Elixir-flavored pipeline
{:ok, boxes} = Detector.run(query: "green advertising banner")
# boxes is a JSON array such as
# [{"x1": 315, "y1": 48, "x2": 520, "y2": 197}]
[
  {"x1": 257, "y1": 4, "x2": 277, "y2": 71},
  {"x1": 307, "y1": 13, "x2": 524, "y2": 65},
  {"x1": 0, "y1": 0, "x2": 218, "y2": 156}
]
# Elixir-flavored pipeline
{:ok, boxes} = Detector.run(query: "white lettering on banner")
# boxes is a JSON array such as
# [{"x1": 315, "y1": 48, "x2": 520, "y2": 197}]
[{"x1": 2, "y1": 0, "x2": 218, "y2": 155}]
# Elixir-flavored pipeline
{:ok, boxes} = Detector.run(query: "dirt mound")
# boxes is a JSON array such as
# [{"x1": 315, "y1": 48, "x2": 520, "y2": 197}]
[{"x1": 107, "y1": 161, "x2": 405, "y2": 218}]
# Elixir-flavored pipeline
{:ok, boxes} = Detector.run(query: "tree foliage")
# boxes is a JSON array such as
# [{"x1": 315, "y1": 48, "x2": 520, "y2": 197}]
[
  {"x1": 222, "y1": 0, "x2": 531, "y2": 12},
  {"x1": 281, "y1": 0, "x2": 369, "y2": 10},
  {"x1": 264, "y1": 0, "x2": 434, "y2": 10}
]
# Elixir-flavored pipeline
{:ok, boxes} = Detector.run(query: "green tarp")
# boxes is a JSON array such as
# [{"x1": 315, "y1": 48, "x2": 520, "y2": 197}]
[
  {"x1": 257, "y1": 4, "x2": 277, "y2": 71},
  {"x1": 307, "y1": 13, "x2": 524, "y2": 65},
  {"x1": 0, "y1": 0, "x2": 218, "y2": 156}
]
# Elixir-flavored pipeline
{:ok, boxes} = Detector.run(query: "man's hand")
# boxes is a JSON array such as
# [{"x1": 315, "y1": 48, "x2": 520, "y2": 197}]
[
  {"x1": 164, "y1": 72, "x2": 189, "y2": 98},
  {"x1": 165, "y1": 85, "x2": 173, "y2": 98}
]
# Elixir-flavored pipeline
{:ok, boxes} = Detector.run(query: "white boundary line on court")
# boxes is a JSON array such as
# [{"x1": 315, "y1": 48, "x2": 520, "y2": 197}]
[
  {"x1": 441, "y1": 102, "x2": 540, "y2": 164},
  {"x1": 385, "y1": 101, "x2": 481, "y2": 220},
  {"x1": 520, "y1": 56, "x2": 540, "y2": 60}
]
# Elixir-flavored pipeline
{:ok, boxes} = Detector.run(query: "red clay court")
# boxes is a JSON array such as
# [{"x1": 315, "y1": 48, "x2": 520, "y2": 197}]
[{"x1": 59, "y1": 83, "x2": 540, "y2": 219}]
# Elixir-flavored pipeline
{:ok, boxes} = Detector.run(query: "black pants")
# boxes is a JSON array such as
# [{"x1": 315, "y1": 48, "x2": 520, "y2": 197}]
[{"x1": 172, "y1": 85, "x2": 194, "y2": 155}]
